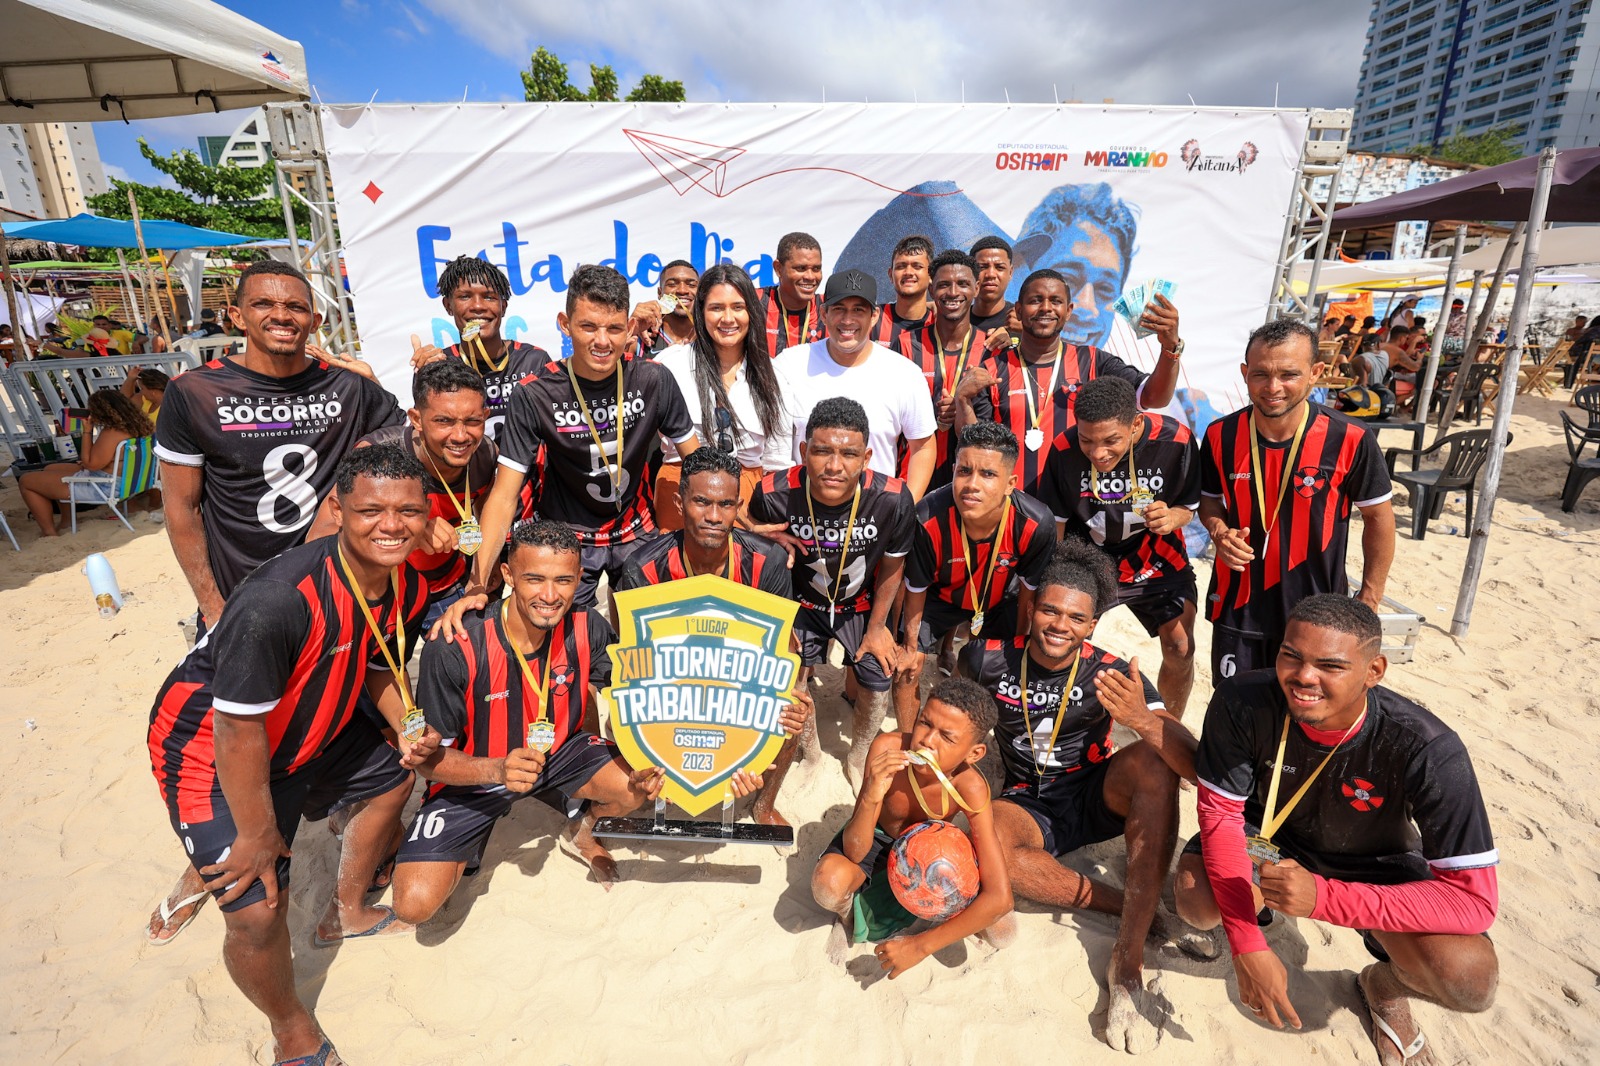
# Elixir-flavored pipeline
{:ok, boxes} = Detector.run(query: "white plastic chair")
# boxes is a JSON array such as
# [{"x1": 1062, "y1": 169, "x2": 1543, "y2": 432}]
[{"x1": 64, "y1": 436, "x2": 158, "y2": 534}]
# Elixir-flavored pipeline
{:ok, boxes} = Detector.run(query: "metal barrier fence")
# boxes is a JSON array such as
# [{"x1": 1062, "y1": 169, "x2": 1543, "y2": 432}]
[{"x1": 0, "y1": 350, "x2": 206, "y2": 448}]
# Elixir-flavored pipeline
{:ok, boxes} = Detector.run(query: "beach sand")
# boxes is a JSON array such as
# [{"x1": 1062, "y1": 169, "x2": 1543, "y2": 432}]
[{"x1": 2, "y1": 394, "x2": 1598, "y2": 1065}]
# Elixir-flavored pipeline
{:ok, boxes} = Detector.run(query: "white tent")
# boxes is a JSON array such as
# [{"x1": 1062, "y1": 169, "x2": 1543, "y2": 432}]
[
  {"x1": 1292, "y1": 257, "x2": 1451, "y2": 291},
  {"x1": 1459, "y1": 225, "x2": 1600, "y2": 272},
  {"x1": 0, "y1": 0, "x2": 307, "y2": 123}
]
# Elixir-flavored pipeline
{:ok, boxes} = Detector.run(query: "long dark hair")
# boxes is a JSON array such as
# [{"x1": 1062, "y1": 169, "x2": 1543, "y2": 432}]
[
  {"x1": 89, "y1": 388, "x2": 155, "y2": 438},
  {"x1": 689, "y1": 263, "x2": 784, "y2": 443}
]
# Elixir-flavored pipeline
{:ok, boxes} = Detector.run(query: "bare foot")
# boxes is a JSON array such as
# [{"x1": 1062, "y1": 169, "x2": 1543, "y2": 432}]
[
  {"x1": 1104, "y1": 953, "x2": 1168, "y2": 1055},
  {"x1": 559, "y1": 818, "x2": 620, "y2": 890},
  {"x1": 1359, "y1": 963, "x2": 1435, "y2": 1065},
  {"x1": 825, "y1": 918, "x2": 850, "y2": 967},
  {"x1": 313, "y1": 902, "x2": 412, "y2": 946},
  {"x1": 146, "y1": 869, "x2": 209, "y2": 944}
]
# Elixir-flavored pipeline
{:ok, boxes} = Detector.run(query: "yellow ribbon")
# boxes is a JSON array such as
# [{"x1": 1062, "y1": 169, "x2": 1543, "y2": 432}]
[
  {"x1": 336, "y1": 547, "x2": 415, "y2": 713},
  {"x1": 1248, "y1": 404, "x2": 1311, "y2": 541},
  {"x1": 418, "y1": 435, "x2": 472, "y2": 525},
  {"x1": 1022, "y1": 340, "x2": 1065, "y2": 434},
  {"x1": 1258, "y1": 702, "x2": 1368, "y2": 844},
  {"x1": 1019, "y1": 649, "x2": 1084, "y2": 778},
  {"x1": 804, "y1": 479, "x2": 861, "y2": 623},
  {"x1": 564, "y1": 359, "x2": 626, "y2": 511},
  {"x1": 501, "y1": 598, "x2": 553, "y2": 736},
  {"x1": 906, "y1": 748, "x2": 991, "y2": 818},
  {"x1": 960, "y1": 496, "x2": 1012, "y2": 615}
]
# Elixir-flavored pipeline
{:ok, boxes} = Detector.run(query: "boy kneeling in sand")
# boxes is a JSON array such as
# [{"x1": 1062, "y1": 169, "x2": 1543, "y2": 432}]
[{"x1": 811, "y1": 677, "x2": 1015, "y2": 976}]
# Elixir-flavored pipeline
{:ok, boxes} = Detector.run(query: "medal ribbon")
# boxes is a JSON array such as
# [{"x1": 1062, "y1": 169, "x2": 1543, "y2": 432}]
[
  {"x1": 1019, "y1": 648, "x2": 1084, "y2": 779},
  {"x1": 564, "y1": 360, "x2": 626, "y2": 511},
  {"x1": 501, "y1": 599, "x2": 553, "y2": 734},
  {"x1": 336, "y1": 547, "x2": 416, "y2": 714},
  {"x1": 906, "y1": 749, "x2": 991, "y2": 818},
  {"x1": 959, "y1": 496, "x2": 1012, "y2": 614},
  {"x1": 1258, "y1": 701, "x2": 1368, "y2": 844},
  {"x1": 1248, "y1": 404, "x2": 1311, "y2": 540},
  {"x1": 1021, "y1": 340, "x2": 1065, "y2": 436},
  {"x1": 804, "y1": 479, "x2": 861, "y2": 617},
  {"x1": 1091, "y1": 426, "x2": 1140, "y2": 503},
  {"x1": 418, "y1": 434, "x2": 473, "y2": 526},
  {"x1": 682, "y1": 541, "x2": 733, "y2": 579},
  {"x1": 941, "y1": 326, "x2": 976, "y2": 399},
  {"x1": 461, "y1": 323, "x2": 508, "y2": 374}
]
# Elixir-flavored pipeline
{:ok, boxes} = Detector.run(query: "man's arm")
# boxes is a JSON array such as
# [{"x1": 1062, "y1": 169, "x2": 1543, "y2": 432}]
[
  {"x1": 1200, "y1": 495, "x2": 1254, "y2": 573},
  {"x1": 857, "y1": 555, "x2": 905, "y2": 676},
  {"x1": 468, "y1": 466, "x2": 524, "y2": 589},
  {"x1": 901, "y1": 436, "x2": 935, "y2": 501},
  {"x1": 1133, "y1": 295, "x2": 1182, "y2": 409},
  {"x1": 1356, "y1": 499, "x2": 1395, "y2": 609},
  {"x1": 160, "y1": 461, "x2": 224, "y2": 623},
  {"x1": 950, "y1": 366, "x2": 995, "y2": 434},
  {"x1": 1094, "y1": 656, "x2": 1198, "y2": 781}
]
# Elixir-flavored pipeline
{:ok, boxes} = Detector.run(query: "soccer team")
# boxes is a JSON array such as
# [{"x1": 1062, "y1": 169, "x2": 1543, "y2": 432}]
[{"x1": 142, "y1": 232, "x2": 1498, "y2": 1065}]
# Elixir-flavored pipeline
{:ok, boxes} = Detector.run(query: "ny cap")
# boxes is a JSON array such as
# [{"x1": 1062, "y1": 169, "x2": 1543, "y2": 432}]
[{"x1": 822, "y1": 269, "x2": 877, "y2": 309}]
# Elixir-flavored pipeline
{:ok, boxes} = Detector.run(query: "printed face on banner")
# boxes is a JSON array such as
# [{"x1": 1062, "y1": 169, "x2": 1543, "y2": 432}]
[{"x1": 605, "y1": 575, "x2": 801, "y2": 816}]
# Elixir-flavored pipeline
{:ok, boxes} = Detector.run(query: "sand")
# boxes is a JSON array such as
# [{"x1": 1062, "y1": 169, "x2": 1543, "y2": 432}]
[{"x1": 2, "y1": 393, "x2": 1599, "y2": 1065}]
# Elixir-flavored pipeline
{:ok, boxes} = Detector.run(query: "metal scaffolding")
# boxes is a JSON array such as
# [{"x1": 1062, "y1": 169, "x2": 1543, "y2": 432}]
[
  {"x1": 262, "y1": 102, "x2": 358, "y2": 355},
  {"x1": 1265, "y1": 108, "x2": 1353, "y2": 325}
]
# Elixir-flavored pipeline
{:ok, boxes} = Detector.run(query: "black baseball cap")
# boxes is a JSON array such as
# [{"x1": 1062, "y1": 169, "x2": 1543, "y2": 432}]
[{"x1": 822, "y1": 269, "x2": 877, "y2": 309}]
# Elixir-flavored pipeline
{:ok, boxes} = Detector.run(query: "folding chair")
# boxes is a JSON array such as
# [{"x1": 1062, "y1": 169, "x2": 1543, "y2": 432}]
[{"x1": 64, "y1": 436, "x2": 158, "y2": 534}]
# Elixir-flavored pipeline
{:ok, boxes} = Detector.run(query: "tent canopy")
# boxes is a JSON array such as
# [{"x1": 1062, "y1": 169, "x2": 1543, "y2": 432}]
[
  {"x1": 4, "y1": 213, "x2": 258, "y2": 249},
  {"x1": 0, "y1": 0, "x2": 307, "y2": 123},
  {"x1": 1292, "y1": 257, "x2": 1450, "y2": 290},
  {"x1": 1332, "y1": 147, "x2": 1600, "y2": 227},
  {"x1": 1458, "y1": 224, "x2": 1600, "y2": 271}
]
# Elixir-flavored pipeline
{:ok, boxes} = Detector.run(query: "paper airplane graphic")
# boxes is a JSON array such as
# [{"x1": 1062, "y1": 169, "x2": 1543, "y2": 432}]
[{"x1": 623, "y1": 128, "x2": 960, "y2": 201}]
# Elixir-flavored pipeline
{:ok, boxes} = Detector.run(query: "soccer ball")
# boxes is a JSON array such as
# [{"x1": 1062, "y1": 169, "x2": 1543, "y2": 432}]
[{"x1": 888, "y1": 820, "x2": 980, "y2": 921}]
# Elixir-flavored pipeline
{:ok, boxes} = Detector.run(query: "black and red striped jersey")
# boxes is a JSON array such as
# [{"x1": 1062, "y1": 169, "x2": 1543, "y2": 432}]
[
  {"x1": 871, "y1": 304, "x2": 935, "y2": 361},
  {"x1": 358, "y1": 424, "x2": 498, "y2": 599},
  {"x1": 747, "y1": 467, "x2": 917, "y2": 616},
  {"x1": 981, "y1": 342, "x2": 1147, "y2": 494},
  {"x1": 417, "y1": 607, "x2": 614, "y2": 765},
  {"x1": 905, "y1": 485, "x2": 1056, "y2": 615},
  {"x1": 497, "y1": 356, "x2": 695, "y2": 547},
  {"x1": 1043, "y1": 413, "x2": 1201, "y2": 585},
  {"x1": 757, "y1": 286, "x2": 825, "y2": 356},
  {"x1": 1199, "y1": 403, "x2": 1392, "y2": 633},
  {"x1": 154, "y1": 356, "x2": 404, "y2": 598},
  {"x1": 147, "y1": 537, "x2": 428, "y2": 823},
  {"x1": 971, "y1": 302, "x2": 1013, "y2": 334},
  {"x1": 441, "y1": 339, "x2": 549, "y2": 443},
  {"x1": 959, "y1": 637, "x2": 1162, "y2": 783},
  {"x1": 899, "y1": 328, "x2": 996, "y2": 487},
  {"x1": 616, "y1": 528, "x2": 793, "y2": 599}
]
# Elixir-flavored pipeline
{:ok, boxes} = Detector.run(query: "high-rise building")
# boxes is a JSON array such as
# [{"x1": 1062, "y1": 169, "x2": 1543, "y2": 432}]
[
  {"x1": 0, "y1": 122, "x2": 108, "y2": 219},
  {"x1": 1351, "y1": 0, "x2": 1600, "y2": 156}
]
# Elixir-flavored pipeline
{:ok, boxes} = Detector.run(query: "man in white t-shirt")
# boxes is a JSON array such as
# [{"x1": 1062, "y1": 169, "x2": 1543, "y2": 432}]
[{"x1": 776, "y1": 269, "x2": 939, "y2": 501}]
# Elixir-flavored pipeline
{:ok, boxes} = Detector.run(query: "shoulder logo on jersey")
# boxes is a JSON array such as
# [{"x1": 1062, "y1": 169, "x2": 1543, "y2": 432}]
[
  {"x1": 1341, "y1": 777, "x2": 1384, "y2": 811},
  {"x1": 550, "y1": 667, "x2": 575, "y2": 694},
  {"x1": 1293, "y1": 465, "x2": 1329, "y2": 498}
]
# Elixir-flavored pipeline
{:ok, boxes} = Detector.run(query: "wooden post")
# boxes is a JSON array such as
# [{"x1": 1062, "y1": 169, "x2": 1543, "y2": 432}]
[
  {"x1": 127, "y1": 190, "x2": 174, "y2": 350},
  {"x1": 1433, "y1": 223, "x2": 1521, "y2": 442},
  {"x1": 157, "y1": 251, "x2": 184, "y2": 330},
  {"x1": 0, "y1": 220, "x2": 32, "y2": 359},
  {"x1": 1452, "y1": 149, "x2": 1557, "y2": 637},
  {"x1": 1413, "y1": 225, "x2": 1465, "y2": 424}
]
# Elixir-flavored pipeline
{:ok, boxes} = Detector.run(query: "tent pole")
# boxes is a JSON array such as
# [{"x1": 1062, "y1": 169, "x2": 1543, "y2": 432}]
[
  {"x1": 114, "y1": 250, "x2": 145, "y2": 331},
  {"x1": 0, "y1": 220, "x2": 32, "y2": 357},
  {"x1": 1452, "y1": 148, "x2": 1556, "y2": 638},
  {"x1": 1413, "y1": 224, "x2": 1465, "y2": 424},
  {"x1": 1434, "y1": 226, "x2": 1521, "y2": 443},
  {"x1": 127, "y1": 190, "x2": 174, "y2": 350},
  {"x1": 157, "y1": 251, "x2": 184, "y2": 329}
]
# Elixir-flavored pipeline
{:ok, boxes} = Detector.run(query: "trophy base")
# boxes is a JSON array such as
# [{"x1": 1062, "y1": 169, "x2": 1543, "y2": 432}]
[{"x1": 592, "y1": 816, "x2": 795, "y2": 848}]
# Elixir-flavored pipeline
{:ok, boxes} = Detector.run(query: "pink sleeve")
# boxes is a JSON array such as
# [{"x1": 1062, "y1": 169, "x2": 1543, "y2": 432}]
[
  {"x1": 1310, "y1": 864, "x2": 1498, "y2": 935},
  {"x1": 1197, "y1": 784, "x2": 1268, "y2": 956}
]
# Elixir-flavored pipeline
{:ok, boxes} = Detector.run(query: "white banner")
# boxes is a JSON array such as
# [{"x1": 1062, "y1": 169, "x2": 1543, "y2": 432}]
[{"x1": 323, "y1": 102, "x2": 1310, "y2": 423}]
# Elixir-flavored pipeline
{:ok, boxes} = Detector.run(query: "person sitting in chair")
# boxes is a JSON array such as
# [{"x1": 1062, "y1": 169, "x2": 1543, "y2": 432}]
[{"x1": 17, "y1": 390, "x2": 152, "y2": 537}]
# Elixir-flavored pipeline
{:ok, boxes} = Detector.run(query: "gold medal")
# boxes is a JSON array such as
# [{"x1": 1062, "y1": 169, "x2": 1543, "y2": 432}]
[
  {"x1": 1245, "y1": 835, "x2": 1281, "y2": 866},
  {"x1": 401, "y1": 706, "x2": 427, "y2": 743},
  {"x1": 1132, "y1": 489, "x2": 1155, "y2": 515},
  {"x1": 969, "y1": 612, "x2": 984, "y2": 637},
  {"x1": 456, "y1": 517, "x2": 483, "y2": 557},
  {"x1": 525, "y1": 719, "x2": 557, "y2": 754},
  {"x1": 658, "y1": 294, "x2": 679, "y2": 315}
]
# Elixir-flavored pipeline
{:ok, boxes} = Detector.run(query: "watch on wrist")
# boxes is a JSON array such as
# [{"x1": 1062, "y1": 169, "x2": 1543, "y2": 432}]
[{"x1": 1162, "y1": 338, "x2": 1185, "y2": 359}]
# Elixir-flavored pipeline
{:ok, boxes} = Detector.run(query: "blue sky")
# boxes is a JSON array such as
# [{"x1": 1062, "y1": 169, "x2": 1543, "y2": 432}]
[{"x1": 97, "y1": 0, "x2": 1371, "y2": 188}]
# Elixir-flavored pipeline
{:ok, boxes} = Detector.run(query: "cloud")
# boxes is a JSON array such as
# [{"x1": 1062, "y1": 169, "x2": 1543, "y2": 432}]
[{"x1": 419, "y1": 0, "x2": 1367, "y2": 109}]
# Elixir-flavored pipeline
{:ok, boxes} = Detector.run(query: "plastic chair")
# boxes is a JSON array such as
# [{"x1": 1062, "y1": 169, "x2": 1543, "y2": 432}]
[
  {"x1": 1561, "y1": 414, "x2": 1600, "y2": 513},
  {"x1": 1386, "y1": 429, "x2": 1505, "y2": 541},
  {"x1": 1572, "y1": 385, "x2": 1600, "y2": 426},
  {"x1": 1430, "y1": 362, "x2": 1498, "y2": 425},
  {"x1": 64, "y1": 436, "x2": 158, "y2": 533}
]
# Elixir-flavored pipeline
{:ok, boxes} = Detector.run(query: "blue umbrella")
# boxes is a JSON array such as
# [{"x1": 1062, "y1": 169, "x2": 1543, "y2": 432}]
[{"x1": 4, "y1": 213, "x2": 259, "y2": 249}]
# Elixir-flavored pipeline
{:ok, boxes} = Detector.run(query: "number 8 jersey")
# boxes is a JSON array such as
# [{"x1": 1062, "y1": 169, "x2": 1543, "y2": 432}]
[{"x1": 155, "y1": 356, "x2": 404, "y2": 598}]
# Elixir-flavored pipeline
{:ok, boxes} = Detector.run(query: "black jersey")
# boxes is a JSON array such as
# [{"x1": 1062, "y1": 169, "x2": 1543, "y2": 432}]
[
  {"x1": 982, "y1": 341, "x2": 1147, "y2": 496},
  {"x1": 1196, "y1": 673, "x2": 1498, "y2": 885},
  {"x1": 1044, "y1": 412, "x2": 1201, "y2": 586},
  {"x1": 358, "y1": 425, "x2": 498, "y2": 598},
  {"x1": 747, "y1": 467, "x2": 916, "y2": 616},
  {"x1": 961, "y1": 637, "x2": 1162, "y2": 783},
  {"x1": 155, "y1": 356, "x2": 404, "y2": 597},
  {"x1": 442, "y1": 339, "x2": 548, "y2": 442},
  {"x1": 418, "y1": 606, "x2": 613, "y2": 763},
  {"x1": 758, "y1": 286, "x2": 825, "y2": 356},
  {"x1": 147, "y1": 537, "x2": 428, "y2": 822},
  {"x1": 616, "y1": 528, "x2": 793, "y2": 599},
  {"x1": 498, "y1": 356, "x2": 695, "y2": 546},
  {"x1": 906, "y1": 485, "x2": 1056, "y2": 616},
  {"x1": 1199, "y1": 403, "x2": 1392, "y2": 636},
  {"x1": 970, "y1": 302, "x2": 1013, "y2": 334}
]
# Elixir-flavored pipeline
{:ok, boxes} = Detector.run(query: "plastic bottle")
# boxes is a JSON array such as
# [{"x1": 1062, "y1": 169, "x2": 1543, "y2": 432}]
[{"x1": 84, "y1": 553, "x2": 123, "y2": 618}]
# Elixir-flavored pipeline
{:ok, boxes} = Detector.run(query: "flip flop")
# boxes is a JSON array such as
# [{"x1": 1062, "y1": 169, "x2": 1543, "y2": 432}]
[
  {"x1": 273, "y1": 1039, "x2": 341, "y2": 1066},
  {"x1": 365, "y1": 854, "x2": 396, "y2": 896},
  {"x1": 146, "y1": 891, "x2": 209, "y2": 946},
  {"x1": 311, "y1": 905, "x2": 406, "y2": 949},
  {"x1": 1356, "y1": 971, "x2": 1428, "y2": 1062}
]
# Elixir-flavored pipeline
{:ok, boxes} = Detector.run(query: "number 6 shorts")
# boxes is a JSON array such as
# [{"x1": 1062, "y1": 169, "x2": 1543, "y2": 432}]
[{"x1": 396, "y1": 733, "x2": 618, "y2": 873}]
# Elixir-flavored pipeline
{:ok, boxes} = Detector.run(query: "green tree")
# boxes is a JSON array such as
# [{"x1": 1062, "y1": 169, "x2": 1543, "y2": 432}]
[
  {"x1": 521, "y1": 46, "x2": 684, "y2": 103},
  {"x1": 1419, "y1": 124, "x2": 1526, "y2": 167}
]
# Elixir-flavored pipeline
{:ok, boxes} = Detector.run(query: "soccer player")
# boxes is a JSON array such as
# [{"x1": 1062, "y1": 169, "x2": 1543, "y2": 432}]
[
  {"x1": 810, "y1": 676, "x2": 1015, "y2": 972},
  {"x1": 617, "y1": 447, "x2": 812, "y2": 827},
  {"x1": 950, "y1": 268, "x2": 1183, "y2": 496},
  {"x1": 960, "y1": 539, "x2": 1197, "y2": 1054},
  {"x1": 911, "y1": 249, "x2": 996, "y2": 490},
  {"x1": 306, "y1": 359, "x2": 498, "y2": 615},
  {"x1": 774, "y1": 269, "x2": 939, "y2": 499},
  {"x1": 1199, "y1": 319, "x2": 1395, "y2": 679},
  {"x1": 1042, "y1": 377, "x2": 1202, "y2": 719},
  {"x1": 440, "y1": 264, "x2": 700, "y2": 624},
  {"x1": 870, "y1": 234, "x2": 935, "y2": 359},
  {"x1": 146, "y1": 446, "x2": 441, "y2": 1066},
  {"x1": 758, "y1": 231, "x2": 826, "y2": 356},
  {"x1": 969, "y1": 236, "x2": 1015, "y2": 333},
  {"x1": 635, "y1": 259, "x2": 701, "y2": 356},
  {"x1": 1176, "y1": 596, "x2": 1498, "y2": 1061},
  {"x1": 747, "y1": 397, "x2": 918, "y2": 786},
  {"x1": 392, "y1": 520, "x2": 675, "y2": 913},
  {"x1": 409, "y1": 255, "x2": 551, "y2": 442},
  {"x1": 895, "y1": 422, "x2": 1055, "y2": 722}
]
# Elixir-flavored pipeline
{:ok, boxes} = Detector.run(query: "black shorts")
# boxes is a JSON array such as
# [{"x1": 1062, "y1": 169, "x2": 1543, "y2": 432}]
[
  {"x1": 170, "y1": 716, "x2": 411, "y2": 913},
  {"x1": 576, "y1": 532, "x2": 662, "y2": 610},
  {"x1": 905, "y1": 595, "x2": 1019, "y2": 653},
  {"x1": 1210, "y1": 623, "x2": 1277, "y2": 680},
  {"x1": 396, "y1": 732, "x2": 618, "y2": 873},
  {"x1": 1117, "y1": 570, "x2": 1197, "y2": 637},
  {"x1": 821, "y1": 825, "x2": 896, "y2": 886},
  {"x1": 999, "y1": 759, "x2": 1124, "y2": 857},
  {"x1": 794, "y1": 606, "x2": 892, "y2": 692}
]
